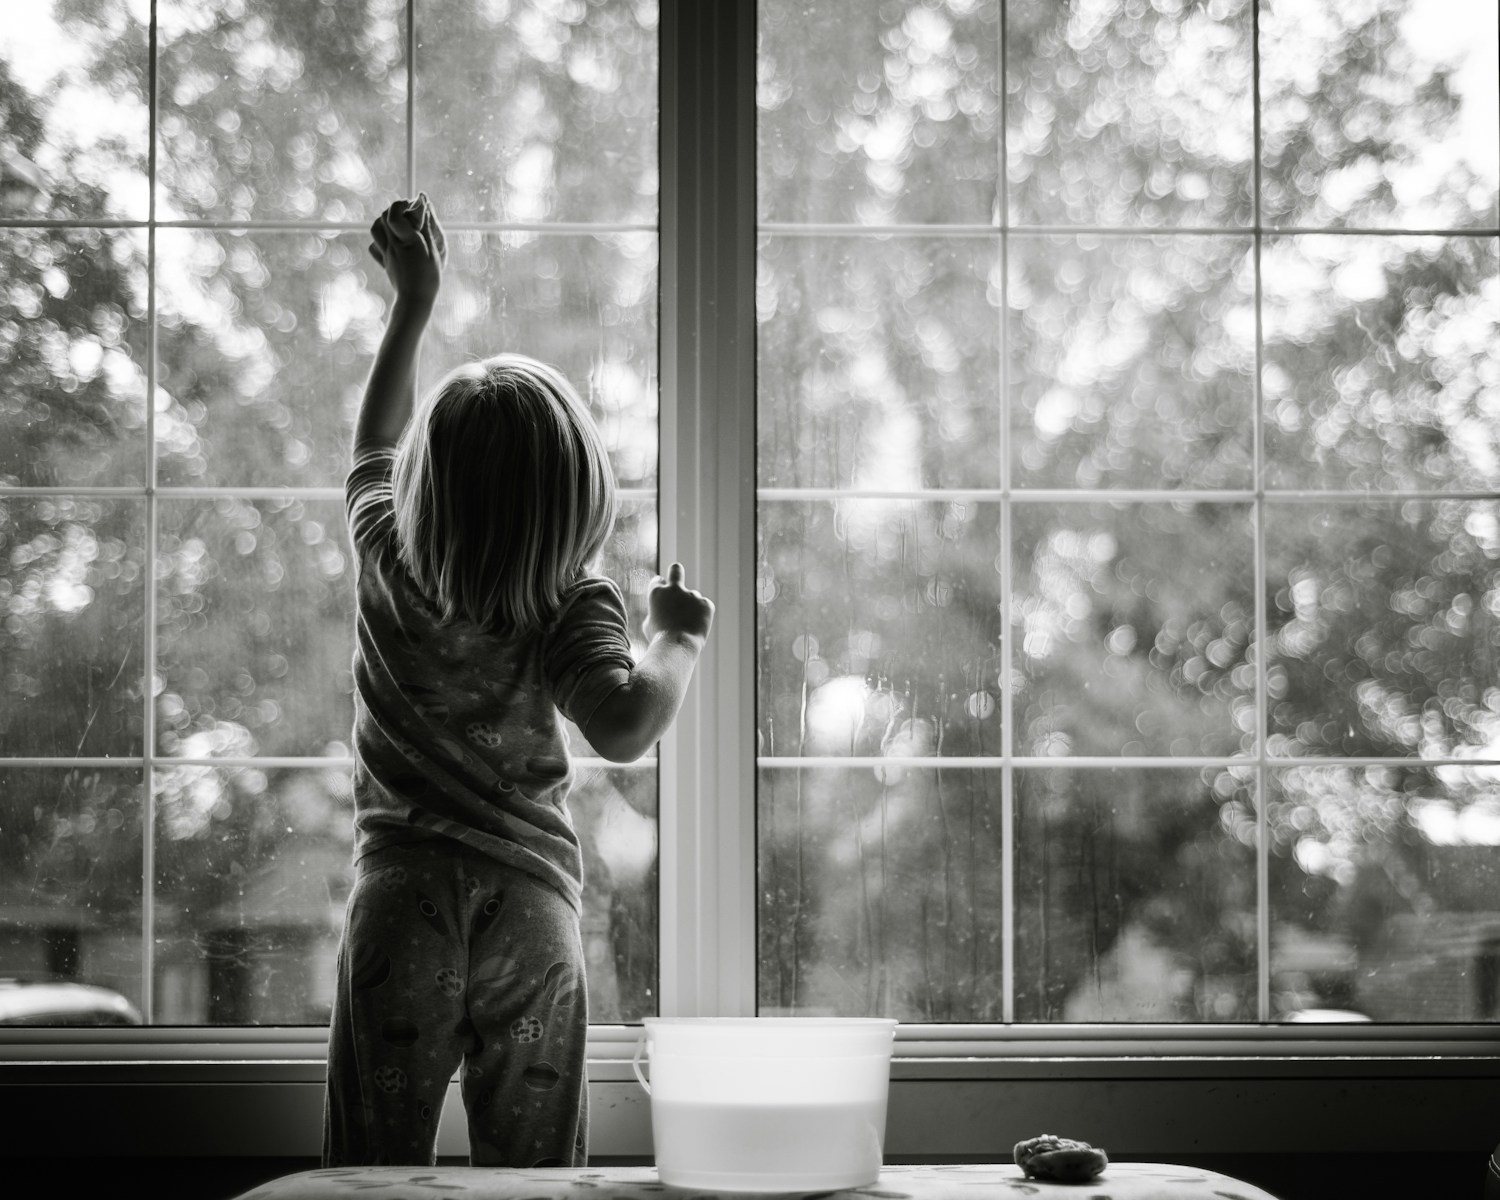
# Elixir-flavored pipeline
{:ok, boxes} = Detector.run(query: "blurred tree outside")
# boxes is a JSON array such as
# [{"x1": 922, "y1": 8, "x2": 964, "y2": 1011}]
[
  {"x1": 1, "y1": 0, "x2": 1497, "y2": 1028},
  {"x1": 756, "y1": 0, "x2": 1500, "y2": 1021}
]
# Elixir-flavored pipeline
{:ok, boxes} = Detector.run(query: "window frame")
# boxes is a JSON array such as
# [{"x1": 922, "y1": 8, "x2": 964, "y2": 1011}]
[{"x1": 2, "y1": 0, "x2": 1499, "y2": 1164}]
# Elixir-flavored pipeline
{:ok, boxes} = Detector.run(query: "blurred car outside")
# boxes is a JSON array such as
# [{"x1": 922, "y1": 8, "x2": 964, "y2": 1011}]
[{"x1": 0, "y1": 979, "x2": 144, "y2": 1025}]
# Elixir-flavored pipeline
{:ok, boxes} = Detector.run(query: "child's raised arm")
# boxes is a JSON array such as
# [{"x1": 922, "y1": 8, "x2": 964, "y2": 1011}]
[{"x1": 353, "y1": 194, "x2": 448, "y2": 457}]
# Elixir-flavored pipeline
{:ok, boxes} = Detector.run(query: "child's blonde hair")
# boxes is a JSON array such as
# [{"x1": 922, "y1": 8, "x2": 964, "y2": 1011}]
[{"x1": 391, "y1": 353, "x2": 617, "y2": 635}]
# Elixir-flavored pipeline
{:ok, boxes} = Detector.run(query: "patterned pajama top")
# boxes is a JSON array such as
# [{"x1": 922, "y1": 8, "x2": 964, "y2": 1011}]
[{"x1": 344, "y1": 448, "x2": 637, "y2": 911}]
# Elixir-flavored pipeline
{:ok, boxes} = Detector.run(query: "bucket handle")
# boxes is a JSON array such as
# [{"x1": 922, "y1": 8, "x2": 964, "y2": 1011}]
[{"x1": 632, "y1": 1033, "x2": 651, "y2": 1095}]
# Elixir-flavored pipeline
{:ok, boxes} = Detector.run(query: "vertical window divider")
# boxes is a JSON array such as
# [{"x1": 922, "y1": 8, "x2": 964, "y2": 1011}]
[
  {"x1": 406, "y1": 0, "x2": 417, "y2": 198},
  {"x1": 1250, "y1": 0, "x2": 1271, "y2": 1026},
  {"x1": 658, "y1": 0, "x2": 758, "y2": 1018},
  {"x1": 997, "y1": 0, "x2": 1015, "y2": 1027},
  {"x1": 141, "y1": 0, "x2": 160, "y2": 1026}
]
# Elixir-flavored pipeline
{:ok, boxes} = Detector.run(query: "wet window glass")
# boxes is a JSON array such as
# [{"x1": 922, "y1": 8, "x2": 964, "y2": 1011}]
[
  {"x1": 0, "y1": 1, "x2": 658, "y2": 1026},
  {"x1": 757, "y1": 0, "x2": 1500, "y2": 1023}
]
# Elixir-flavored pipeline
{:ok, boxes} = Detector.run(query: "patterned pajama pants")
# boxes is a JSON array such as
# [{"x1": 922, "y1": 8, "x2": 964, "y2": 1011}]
[{"x1": 322, "y1": 839, "x2": 589, "y2": 1167}]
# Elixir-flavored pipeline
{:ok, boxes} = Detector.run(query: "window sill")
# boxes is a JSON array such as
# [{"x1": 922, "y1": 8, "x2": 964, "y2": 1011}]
[
  {"x1": 2, "y1": 1021, "x2": 1496, "y2": 1075},
  {"x1": 2, "y1": 1027, "x2": 1498, "y2": 1160}
]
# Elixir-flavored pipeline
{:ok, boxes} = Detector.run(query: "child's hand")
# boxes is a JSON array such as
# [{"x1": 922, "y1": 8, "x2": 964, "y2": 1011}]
[
  {"x1": 369, "y1": 193, "x2": 447, "y2": 311},
  {"x1": 644, "y1": 562, "x2": 714, "y2": 643}
]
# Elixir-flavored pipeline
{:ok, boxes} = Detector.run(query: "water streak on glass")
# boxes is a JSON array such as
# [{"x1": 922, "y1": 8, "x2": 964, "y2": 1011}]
[
  {"x1": 759, "y1": 766, "x2": 1004, "y2": 1018},
  {"x1": 0, "y1": 497, "x2": 146, "y2": 758},
  {"x1": 1015, "y1": 767, "x2": 1257, "y2": 1022},
  {"x1": 758, "y1": 235, "x2": 1001, "y2": 491},
  {"x1": 757, "y1": 500, "x2": 1004, "y2": 760}
]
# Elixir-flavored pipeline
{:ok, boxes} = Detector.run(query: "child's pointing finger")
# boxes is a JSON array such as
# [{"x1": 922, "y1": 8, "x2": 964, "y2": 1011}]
[{"x1": 667, "y1": 562, "x2": 685, "y2": 586}]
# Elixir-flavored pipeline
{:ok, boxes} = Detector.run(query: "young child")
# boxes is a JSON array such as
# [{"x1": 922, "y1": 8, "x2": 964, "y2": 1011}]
[{"x1": 324, "y1": 195, "x2": 713, "y2": 1168}]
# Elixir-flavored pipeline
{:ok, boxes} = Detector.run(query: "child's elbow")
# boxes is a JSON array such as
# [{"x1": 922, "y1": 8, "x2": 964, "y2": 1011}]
[
  {"x1": 583, "y1": 689, "x2": 656, "y2": 763},
  {"x1": 586, "y1": 726, "x2": 652, "y2": 764}
]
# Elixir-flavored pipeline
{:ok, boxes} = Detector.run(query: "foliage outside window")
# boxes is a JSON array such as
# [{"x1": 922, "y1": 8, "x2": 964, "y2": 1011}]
[
  {"x1": 2, "y1": 0, "x2": 1498, "y2": 1035},
  {"x1": 755, "y1": 0, "x2": 1500, "y2": 1023}
]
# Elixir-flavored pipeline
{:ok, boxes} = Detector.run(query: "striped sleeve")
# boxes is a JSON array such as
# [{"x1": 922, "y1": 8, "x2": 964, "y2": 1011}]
[{"x1": 345, "y1": 448, "x2": 397, "y2": 559}]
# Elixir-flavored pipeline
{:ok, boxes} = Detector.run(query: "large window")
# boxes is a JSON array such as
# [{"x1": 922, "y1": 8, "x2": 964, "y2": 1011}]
[
  {"x1": 0, "y1": 0, "x2": 659, "y2": 1025},
  {"x1": 3, "y1": 0, "x2": 1498, "y2": 1040},
  {"x1": 755, "y1": 0, "x2": 1500, "y2": 1022}
]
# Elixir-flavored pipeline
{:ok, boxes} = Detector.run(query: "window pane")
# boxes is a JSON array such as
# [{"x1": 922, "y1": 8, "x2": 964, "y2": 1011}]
[
  {"x1": 150, "y1": 763, "x2": 656, "y2": 1024},
  {"x1": 758, "y1": 766, "x2": 1004, "y2": 1018},
  {"x1": 0, "y1": 768, "x2": 145, "y2": 1025},
  {"x1": 0, "y1": 1, "x2": 149, "y2": 220},
  {"x1": 422, "y1": 232, "x2": 659, "y2": 489},
  {"x1": 0, "y1": 229, "x2": 148, "y2": 489},
  {"x1": 156, "y1": 499, "x2": 354, "y2": 759},
  {"x1": 1266, "y1": 499, "x2": 1500, "y2": 758},
  {"x1": 1011, "y1": 501, "x2": 1254, "y2": 758},
  {"x1": 758, "y1": 0, "x2": 1001, "y2": 226},
  {"x1": 156, "y1": 231, "x2": 386, "y2": 487},
  {"x1": 1015, "y1": 766, "x2": 1257, "y2": 1022},
  {"x1": 156, "y1": 0, "x2": 406, "y2": 222},
  {"x1": 757, "y1": 500, "x2": 1004, "y2": 759},
  {"x1": 153, "y1": 765, "x2": 353, "y2": 1024},
  {"x1": 1261, "y1": 0, "x2": 1500, "y2": 230},
  {"x1": 572, "y1": 765, "x2": 658, "y2": 1022},
  {"x1": 1270, "y1": 765, "x2": 1500, "y2": 1022},
  {"x1": 757, "y1": 235, "x2": 1001, "y2": 490},
  {"x1": 1010, "y1": 234, "x2": 1255, "y2": 489},
  {"x1": 1261, "y1": 235, "x2": 1500, "y2": 492},
  {"x1": 1006, "y1": 0, "x2": 1253, "y2": 227},
  {"x1": 418, "y1": 0, "x2": 658, "y2": 225},
  {"x1": 0, "y1": 497, "x2": 146, "y2": 758},
  {"x1": 9, "y1": 0, "x2": 660, "y2": 1030}
]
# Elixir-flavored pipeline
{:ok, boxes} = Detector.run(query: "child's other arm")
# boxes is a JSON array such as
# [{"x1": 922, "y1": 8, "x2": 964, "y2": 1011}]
[
  {"x1": 583, "y1": 563, "x2": 714, "y2": 764},
  {"x1": 353, "y1": 195, "x2": 447, "y2": 456}
]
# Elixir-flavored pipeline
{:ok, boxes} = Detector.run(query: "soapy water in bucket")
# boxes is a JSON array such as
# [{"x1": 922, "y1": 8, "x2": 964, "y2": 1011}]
[
  {"x1": 650, "y1": 1096, "x2": 888, "y2": 1189},
  {"x1": 636, "y1": 1018, "x2": 897, "y2": 1191}
]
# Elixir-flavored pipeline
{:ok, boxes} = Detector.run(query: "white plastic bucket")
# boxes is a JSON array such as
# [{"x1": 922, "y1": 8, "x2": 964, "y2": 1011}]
[{"x1": 633, "y1": 1017, "x2": 898, "y2": 1192}]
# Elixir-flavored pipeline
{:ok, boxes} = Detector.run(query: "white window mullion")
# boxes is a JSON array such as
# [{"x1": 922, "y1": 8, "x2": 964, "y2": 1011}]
[
  {"x1": 997, "y1": 0, "x2": 1015, "y2": 1027},
  {"x1": 406, "y1": 0, "x2": 416, "y2": 197},
  {"x1": 657, "y1": 0, "x2": 758, "y2": 1019},
  {"x1": 1250, "y1": 0, "x2": 1271, "y2": 1026},
  {"x1": 140, "y1": 0, "x2": 161, "y2": 1027}
]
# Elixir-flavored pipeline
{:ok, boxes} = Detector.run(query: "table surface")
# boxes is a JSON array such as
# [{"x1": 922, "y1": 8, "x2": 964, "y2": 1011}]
[{"x1": 233, "y1": 1162, "x2": 1280, "y2": 1200}]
